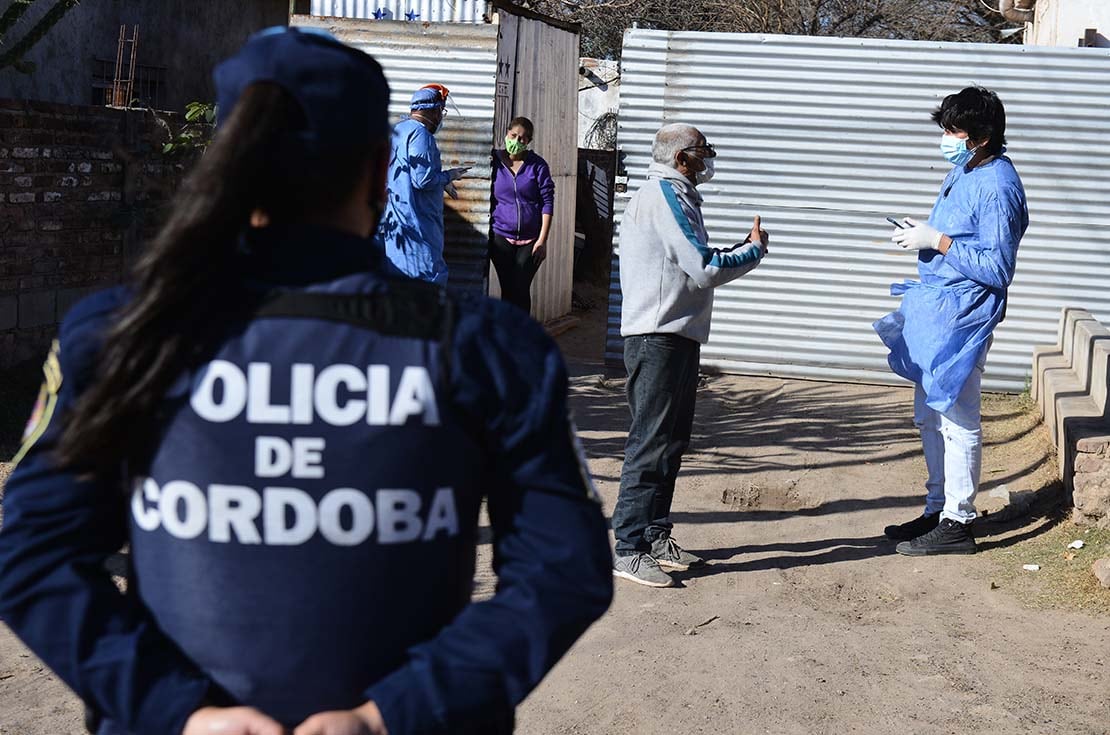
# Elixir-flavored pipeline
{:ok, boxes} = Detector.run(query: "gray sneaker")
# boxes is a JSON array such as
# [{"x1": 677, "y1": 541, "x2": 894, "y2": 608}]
[
  {"x1": 649, "y1": 537, "x2": 705, "y2": 571},
  {"x1": 613, "y1": 553, "x2": 674, "y2": 588}
]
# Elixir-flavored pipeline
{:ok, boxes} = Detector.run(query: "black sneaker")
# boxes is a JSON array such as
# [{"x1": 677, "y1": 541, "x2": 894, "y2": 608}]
[
  {"x1": 884, "y1": 512, "x2": 940, "y2": 541},
  {"x1": 896, "y1": 518, "x2": 977, "y2": 556}
]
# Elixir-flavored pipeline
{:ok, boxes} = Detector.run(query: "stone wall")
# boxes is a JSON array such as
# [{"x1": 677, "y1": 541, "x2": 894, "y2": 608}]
[
  {"x1": 1073, "y1": 435, "x2": 1110, "y2": 528},
  {"x1": 0, "y1": 98, "x2": 183, "y2": 367}
]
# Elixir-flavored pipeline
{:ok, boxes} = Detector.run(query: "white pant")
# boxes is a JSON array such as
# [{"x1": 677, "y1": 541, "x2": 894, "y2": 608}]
[{"x1": 914, "y1": 366, "x2": 983, "y2": 524}]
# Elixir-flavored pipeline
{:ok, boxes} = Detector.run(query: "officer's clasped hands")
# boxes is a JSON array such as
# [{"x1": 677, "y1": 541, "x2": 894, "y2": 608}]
[
  {"x1": 291, "y1": 701, "x2": 388, "y2": 735},
  {"x1": 183, "y1": 705, "x2": 285, "y2": 735}
]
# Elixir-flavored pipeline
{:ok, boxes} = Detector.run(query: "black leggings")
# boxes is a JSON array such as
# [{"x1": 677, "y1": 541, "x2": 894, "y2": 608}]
[{"x1": 489, "y1": 234, "x2": 541, "y2": 315}]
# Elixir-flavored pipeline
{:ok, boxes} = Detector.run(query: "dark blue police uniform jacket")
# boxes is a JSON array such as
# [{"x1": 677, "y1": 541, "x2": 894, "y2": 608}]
[{"x1": 0, "y1": 224, "x2": 613, "y2": 735}]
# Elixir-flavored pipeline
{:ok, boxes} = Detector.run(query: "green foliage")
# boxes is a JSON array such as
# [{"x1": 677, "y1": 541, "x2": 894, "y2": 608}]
[
  {"x1": 184, "y1": 101, "x2": 217, "y2": 125},
  {"x1": 162, "y1": 102, "x2": 217, "y2": 156}
]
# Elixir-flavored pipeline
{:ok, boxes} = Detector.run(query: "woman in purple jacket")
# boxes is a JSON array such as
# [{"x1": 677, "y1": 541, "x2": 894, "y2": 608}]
[{"x1": 490, "y1": 116, "x2": 556, "y2": 315}]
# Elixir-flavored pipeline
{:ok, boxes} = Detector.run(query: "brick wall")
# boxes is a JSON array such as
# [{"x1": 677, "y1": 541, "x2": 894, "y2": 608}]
[{"x1": 0, "y1": 98, "x2": 184, "y2": 367}]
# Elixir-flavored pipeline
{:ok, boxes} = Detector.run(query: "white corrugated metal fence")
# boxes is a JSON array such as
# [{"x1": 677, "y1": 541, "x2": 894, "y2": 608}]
[
  {"x1": 310, "y1": 0, "x2": 489, "y2": 23},
  {"x1": 609, "y1": 31, "x2": 1110, "y2": 392}
]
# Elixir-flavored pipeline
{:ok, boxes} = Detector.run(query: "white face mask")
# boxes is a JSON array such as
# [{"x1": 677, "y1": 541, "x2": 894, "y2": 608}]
[{"x1": 695, "y1": 156, "x2": 715, "y2": 184}]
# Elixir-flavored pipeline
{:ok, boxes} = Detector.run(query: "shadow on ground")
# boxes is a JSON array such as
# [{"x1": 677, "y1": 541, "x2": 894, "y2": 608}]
[{"x1": 568, "y1": 366, "x2": 921, "y2": 480}]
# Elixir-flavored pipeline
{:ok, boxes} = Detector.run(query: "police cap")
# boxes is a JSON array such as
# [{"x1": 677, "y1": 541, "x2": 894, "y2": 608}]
[{"x1": 214, "y1": 26, "x2": 391, "y2": 154}]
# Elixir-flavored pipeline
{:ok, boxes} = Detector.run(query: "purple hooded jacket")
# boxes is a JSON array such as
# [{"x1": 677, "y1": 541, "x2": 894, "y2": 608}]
[{"x1": 490, "y1": 150, "x2": 555, "y2": 242}]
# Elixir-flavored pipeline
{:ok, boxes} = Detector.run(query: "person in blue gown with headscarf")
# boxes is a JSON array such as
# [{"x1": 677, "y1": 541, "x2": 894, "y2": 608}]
[{"x1": 875, "y1": 87, "x2": 1028, "y2": 556}]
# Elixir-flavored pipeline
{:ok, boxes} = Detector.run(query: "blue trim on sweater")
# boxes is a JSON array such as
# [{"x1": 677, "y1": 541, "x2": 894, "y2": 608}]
[{"x1": 658, "y1": 180, "x2": 761, "y2": 269}]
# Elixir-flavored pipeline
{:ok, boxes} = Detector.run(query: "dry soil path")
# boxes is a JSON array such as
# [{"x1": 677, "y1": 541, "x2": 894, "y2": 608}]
[{"x1": 1, "y1": 350, "x2": 1106, "y2": 735}]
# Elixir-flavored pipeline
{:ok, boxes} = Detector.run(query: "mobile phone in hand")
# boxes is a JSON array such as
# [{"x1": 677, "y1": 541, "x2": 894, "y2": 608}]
[{"x1": 886, "y1": 217, "x2": 906, "y2": 229}]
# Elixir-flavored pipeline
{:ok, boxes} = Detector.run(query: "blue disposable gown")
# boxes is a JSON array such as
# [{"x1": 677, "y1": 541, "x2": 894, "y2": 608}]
[
  {"x1": 874, "y1": 155, "x2": 1029, "y2": 413},
  {"x1": 375, "y1": 118, "x2": 452, "y2": 285}
]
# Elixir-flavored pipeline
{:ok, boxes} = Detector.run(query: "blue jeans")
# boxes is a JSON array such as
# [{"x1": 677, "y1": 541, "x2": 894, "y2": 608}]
[{"x1": 612, "y1": 333, "x2": 700, "y2": 555}]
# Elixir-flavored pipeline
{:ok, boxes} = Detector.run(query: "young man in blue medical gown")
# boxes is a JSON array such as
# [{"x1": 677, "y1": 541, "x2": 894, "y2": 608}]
[{"x1": 875, "y1": 87, "x2": 1029, "y2": 556}]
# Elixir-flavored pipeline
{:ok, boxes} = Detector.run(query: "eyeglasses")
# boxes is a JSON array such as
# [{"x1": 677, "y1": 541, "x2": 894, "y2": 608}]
[{"x1": 682, "y1": 142, "x2": 716, "y2": 156}]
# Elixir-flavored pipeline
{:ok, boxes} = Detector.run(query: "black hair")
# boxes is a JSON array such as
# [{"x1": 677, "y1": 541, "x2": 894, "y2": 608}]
[
  {"x1": 508, "y1": 116, "x2": 534, "y2": 141},
  {"x1": 55, "y1": 82, "x2": 380, "y2": 476},
  {"x1": 931, "y1": 86, "x2": 1007, "y2": 155}
]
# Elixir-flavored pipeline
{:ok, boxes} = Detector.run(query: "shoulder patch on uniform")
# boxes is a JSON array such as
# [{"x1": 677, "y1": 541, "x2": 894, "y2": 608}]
[
  {"x1": 12, "y1": 340, "x2": 63, "y2": 467},
  {"x1": 569, "y1": 418, "x2": 601, "y2": 504}
]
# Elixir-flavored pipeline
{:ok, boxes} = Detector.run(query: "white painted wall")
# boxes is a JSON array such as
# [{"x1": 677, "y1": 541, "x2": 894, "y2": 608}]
[
  {"x1": 1029, "y1": 0, "x2": 1110, "y2": 47},
  {"x1": 578, "y1": 58, "x2": 620, "y2": 149}
]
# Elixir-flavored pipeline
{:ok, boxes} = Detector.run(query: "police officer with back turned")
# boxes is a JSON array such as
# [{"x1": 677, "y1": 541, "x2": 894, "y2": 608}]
[{"x1": 0, "y1": 28, "x2": 612, "y2": 735}]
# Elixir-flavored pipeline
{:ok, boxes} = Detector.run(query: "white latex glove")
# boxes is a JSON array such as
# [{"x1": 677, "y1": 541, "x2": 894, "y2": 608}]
[
  {"x1": 445, "y1": 166, "x2": 470, "y2": 181},
  {"x1": 891, "y1": 217, "x2": 943, "y2": 251},
  {"x1": 445, "y1": 181, "x2": 458, "y2": 200}
]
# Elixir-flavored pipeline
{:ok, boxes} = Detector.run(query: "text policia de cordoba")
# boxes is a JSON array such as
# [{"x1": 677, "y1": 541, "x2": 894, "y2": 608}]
[{"x1": 130, "y1": 360, "x2": 460, "y2": 547}]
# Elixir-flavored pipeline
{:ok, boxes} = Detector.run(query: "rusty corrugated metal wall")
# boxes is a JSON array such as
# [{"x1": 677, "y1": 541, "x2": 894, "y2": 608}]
[
  {"x1": 292, "y1": 11, "x2": 579, "y2": 315},
  {"x1": 491, "y1": 11, "x2": 579, "y2": 323},
  {"x1": 292, "y1": 15, "x2": 498, "y2": 292}
]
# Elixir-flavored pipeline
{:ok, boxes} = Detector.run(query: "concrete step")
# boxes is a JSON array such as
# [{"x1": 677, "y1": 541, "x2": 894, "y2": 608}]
[
  {"x1": 1034, "y1": 308, "x2": 1110, "y2": 523},
  {"x1": 1032, "y1": 345, "x2": 1069, "y2": 416},
  {"x1": 1061, "y1": 307, "x2": 1095, "y2": 355},
  {"x1": 1042, "y1": 366, "x2": 1090, "y2": 448},
  {"x1": 1068, "y1": 316, "x2": 1110, "y2": 405},
  {"x1": 1054, "y1": 394, "x2": 1105, "y2": 477},
  {"x1": 1033, "y1": 307, "x2": 1091, "y2": 408},
  {"x1": 1090, "y1": 336, "x2": 1110, "y2": 416}
]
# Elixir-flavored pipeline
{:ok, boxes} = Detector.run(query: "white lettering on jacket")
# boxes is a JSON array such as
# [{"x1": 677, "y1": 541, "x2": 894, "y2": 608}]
[
  {"x1": 131, "y1": 478, "x2": 459, "y2": 546},
  {"x1": 190, "y1": 361, "x2": 439, "y2": 427}
]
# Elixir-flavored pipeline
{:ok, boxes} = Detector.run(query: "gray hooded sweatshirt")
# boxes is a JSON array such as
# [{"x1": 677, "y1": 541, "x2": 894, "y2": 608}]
[{"x1": 619, "y1": 162, "x2": 764, "y2": 344}]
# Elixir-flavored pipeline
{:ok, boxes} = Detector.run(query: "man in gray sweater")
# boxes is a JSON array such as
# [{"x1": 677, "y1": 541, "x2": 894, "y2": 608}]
[{"x1": 612, "y1": 123, "x2": 768, "y2": 588}]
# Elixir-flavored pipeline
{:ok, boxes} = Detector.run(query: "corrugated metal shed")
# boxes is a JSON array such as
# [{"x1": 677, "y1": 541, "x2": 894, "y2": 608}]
[
  {"x1": 310, "y1": 0, "x2": 489, "y2": 23},
  {"x1": 292, "y1": 15, "x2": 498, "y2": 291},
  {"x1": 500, "y1": 13, "x2": 580, "y2": 323},
  {"x1": 608, "y1": 31, "x2": 1110, "y2": 392}
]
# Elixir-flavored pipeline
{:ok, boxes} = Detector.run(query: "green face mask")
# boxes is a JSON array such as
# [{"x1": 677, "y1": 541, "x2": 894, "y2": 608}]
[{"x1": 505, "y1": 135, "x2": 528, "y2": 156}]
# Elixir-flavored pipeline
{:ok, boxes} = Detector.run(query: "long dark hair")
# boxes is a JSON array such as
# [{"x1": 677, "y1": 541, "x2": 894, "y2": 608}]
[{"x1": 55, "y1": 83, "x2": 375, "y2": 476}]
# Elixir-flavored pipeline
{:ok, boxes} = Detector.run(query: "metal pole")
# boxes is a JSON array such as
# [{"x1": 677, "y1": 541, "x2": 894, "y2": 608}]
[
  {"x1": 126, "y1": 26, "x2": 138, "y2": 106},
  {"x1": 111, "y1": 25, "x2": 122, "y2": 105}
]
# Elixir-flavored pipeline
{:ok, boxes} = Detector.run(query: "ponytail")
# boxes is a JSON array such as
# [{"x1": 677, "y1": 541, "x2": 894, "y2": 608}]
[{"x1": 55, "y1": 83, "x2": 373, "y2": 475}]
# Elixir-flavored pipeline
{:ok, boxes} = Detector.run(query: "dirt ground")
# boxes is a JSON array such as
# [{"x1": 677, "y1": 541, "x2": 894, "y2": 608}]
[{"x1": 2, "y1": 289, "x2": 1108, "y2": 735}]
